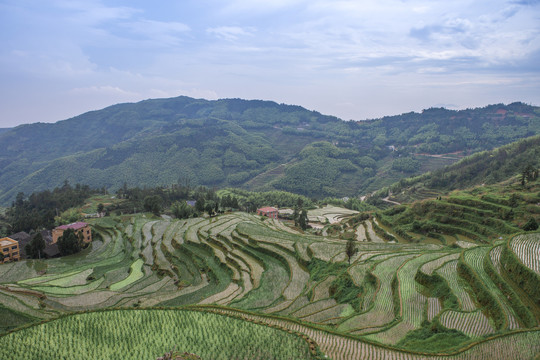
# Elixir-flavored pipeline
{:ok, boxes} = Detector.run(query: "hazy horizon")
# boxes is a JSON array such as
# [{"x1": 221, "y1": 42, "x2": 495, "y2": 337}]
[{"x1": 1, "y1": 0, "x2": 539, "y2": 127}]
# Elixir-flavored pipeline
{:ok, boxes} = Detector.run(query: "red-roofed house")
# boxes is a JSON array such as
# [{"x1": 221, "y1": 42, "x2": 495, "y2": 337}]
[
  {"x1": 52, "y1": 222, "x2": 92, "y2": 244},
  {"x1": 257, "y1": 207, "x2": 278, "y2": 219}
]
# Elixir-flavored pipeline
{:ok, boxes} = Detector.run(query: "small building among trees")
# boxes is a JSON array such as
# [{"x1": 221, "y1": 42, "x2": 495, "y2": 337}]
[
  {"x1": 52, "y1": 222, "x2": 92, "y2": 244},
  {"x1": 257, "y1": 207, "x2": 278, "y2": 219}
]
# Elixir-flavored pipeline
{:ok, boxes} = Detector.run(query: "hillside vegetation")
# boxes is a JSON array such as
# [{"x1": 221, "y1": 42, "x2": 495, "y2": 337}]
[
  {"x1": 374, "y1": 135, "x2": 540, "y2": 205},
  {"x1": 0, "y1": 97, "x2": 538, "y2": 203},
  {"x1": 0, "y1": 206, "x2": 539, "y2": 358}
]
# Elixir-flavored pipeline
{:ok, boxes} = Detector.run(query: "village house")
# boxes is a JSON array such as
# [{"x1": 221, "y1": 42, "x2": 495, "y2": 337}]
[
  {"x1": 0, "y1": 237, "x2": 20, "y2": 263},
  {"x1": 257, "y1": 206, "x2": 278, "y2": 219},
  {"x1": 52, "y1": 222, "x2": 92, "y2": 244}
]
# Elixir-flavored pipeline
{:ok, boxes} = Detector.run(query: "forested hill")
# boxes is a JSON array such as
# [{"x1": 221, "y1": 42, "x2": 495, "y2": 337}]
[
  {"x1": 374, "y1": 135, "x2": 540, "y2": 204},
  {"x1": 0, "y1": 97, "x2": 538, "y2": 204}
]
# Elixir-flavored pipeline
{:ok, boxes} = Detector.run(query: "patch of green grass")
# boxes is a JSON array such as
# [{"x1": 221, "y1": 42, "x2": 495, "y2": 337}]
[
  {"x1": 307, "y1": 258, "x2": 346, "y2": 282},
  {"x1": 397, "y1": 321, "x2": 471, "y2": 352}
]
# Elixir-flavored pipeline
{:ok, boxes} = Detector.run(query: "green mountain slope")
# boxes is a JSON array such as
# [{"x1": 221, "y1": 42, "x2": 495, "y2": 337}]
[
  {"x1": 0, "y1": 97, "x2": 538, "y2": 204},
  {"x1": 375, "y1": 135, "x2": 540, "y2": 204}
]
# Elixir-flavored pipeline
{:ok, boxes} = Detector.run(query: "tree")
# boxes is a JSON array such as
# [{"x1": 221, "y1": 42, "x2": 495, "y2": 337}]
[
  {"x1": 298, "y1": 209, "x2": 308, "y2": 230},
  {"x1": 205, "y1": 200, "x2": 216, "y2": 216},
  {"x1": 97, "y1": 203, "x2": 104, "y2": 214},
  {"x1": 345, "y1": 238, "x2": 357, "y2": 264},
  {"x1": 294, "y1": 197, "x2": 304, "y2": 227},
  {"x1": 144, "y1": 195, "x2": 163, "y2": 216},
  {"x1": 523, "y1": 218, "x2": 538, "y2": 231},
  {"x1": 171, "y1": 201, "x2": 193, "y2": 219},
  {"x1": 25, "y1": 232, "x2": 46, "y2": 259},
  {"x1": 521, "y1": 164, "x2": 539, "y2": 185},
  {"x1": 54, "y1": 208, "x2": 81, "y2": 226},
  {"x1": 57, "y1": 228, "x2": 81, "y2": 256}
]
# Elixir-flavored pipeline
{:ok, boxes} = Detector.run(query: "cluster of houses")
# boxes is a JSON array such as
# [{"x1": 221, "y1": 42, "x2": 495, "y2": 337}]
[{"x1": 0, "y1": 222, "x2": 92, "y2": 263}]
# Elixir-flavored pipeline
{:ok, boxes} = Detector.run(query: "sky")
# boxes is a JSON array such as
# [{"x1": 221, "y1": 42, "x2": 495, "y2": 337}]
[{"x1": 1, "y1": 0, "x2": 539, "y2": 127}]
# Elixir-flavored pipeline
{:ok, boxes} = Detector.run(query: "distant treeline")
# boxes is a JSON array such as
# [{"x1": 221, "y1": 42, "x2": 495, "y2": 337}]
[
  {"x1": 113, "y1": 184, "x2": 318, "y2": 218},
  {"x1": 0, "y1": 180, "x2": 374, "y2": 237}
]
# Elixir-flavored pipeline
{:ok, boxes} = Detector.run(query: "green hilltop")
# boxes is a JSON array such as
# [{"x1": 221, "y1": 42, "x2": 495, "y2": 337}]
[{"x1": 0, "y1": 97, "x2": 539, "y2": 204}]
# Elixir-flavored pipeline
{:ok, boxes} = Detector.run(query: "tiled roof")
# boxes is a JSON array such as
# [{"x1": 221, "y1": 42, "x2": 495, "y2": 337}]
[
  {"x1": 0, "y1": 237, "x2": 17, "y2": 247},
  {"x1": 55, "y1": 222, "x2": 89, "y2": 230},
  {"x1": 258, "y1": 207, "x2": 278, "y2": 212}
]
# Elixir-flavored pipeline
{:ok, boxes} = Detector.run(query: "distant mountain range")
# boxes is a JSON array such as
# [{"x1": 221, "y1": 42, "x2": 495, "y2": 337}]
[{"x1": 0, "y1": 96, "x2": 538, "y2": 204}]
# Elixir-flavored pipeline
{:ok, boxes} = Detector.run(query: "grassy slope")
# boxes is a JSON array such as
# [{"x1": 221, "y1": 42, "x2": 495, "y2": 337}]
[
  {"x1": 375, "y1": 173, "x2": 539, "y2": 245},
  {"x1": 375, "y1": 134, "x2": 540, "y2": 204}
]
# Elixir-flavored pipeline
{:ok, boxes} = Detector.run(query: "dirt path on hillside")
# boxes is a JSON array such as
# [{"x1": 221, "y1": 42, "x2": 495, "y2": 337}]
[{"x1": 382, "y1": 196, "x2": 401, "y2": 205}]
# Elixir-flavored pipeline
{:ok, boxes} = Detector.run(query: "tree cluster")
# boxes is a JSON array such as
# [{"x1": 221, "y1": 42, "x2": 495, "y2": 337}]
[
  {"x1": 5, "y1": 181, "x2": 99, "y2": 234},
  {"x1": 57, "y1": 228, "x2": 83, "y2": 256}
]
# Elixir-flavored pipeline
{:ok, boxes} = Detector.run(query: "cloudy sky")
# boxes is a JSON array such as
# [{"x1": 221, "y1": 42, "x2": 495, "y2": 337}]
[{"x1": 1, "y1": 0, "x2": 539, "y2": 127}]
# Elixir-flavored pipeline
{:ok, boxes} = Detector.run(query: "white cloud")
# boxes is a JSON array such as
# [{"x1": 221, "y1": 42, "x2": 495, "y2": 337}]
[
  {"x1": 207, "y1": 26, "x2": 254, "y2": 41},
  {"x1": 69, "y1": 85, "x2": 138, "y2": 97},
  {"x1": 221, "y1": 0, "x2": 310, "y2": 15},
  {"x1": 53, "y1": 0, "x2": 139, "y2": 25},
  {"x1": 1, "y1": 0, "x2": 539, "y2": 127},
  {"x1": 121, "y1": 19, "x2": 191, "y2": 46}
]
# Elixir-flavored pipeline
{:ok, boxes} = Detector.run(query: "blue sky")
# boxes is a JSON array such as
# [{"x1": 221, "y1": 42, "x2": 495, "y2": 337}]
[{"x1": 1, "y1": 0, "x2": 539, "y2": 127}]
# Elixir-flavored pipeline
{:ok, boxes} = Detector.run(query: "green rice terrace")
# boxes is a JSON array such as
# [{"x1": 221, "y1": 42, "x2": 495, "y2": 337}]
[{"x1": 1, "y1": 199, "x2": 539, "y2": 359}]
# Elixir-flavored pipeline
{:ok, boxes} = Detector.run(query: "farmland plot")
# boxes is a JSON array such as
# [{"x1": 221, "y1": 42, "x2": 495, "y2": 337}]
[
  {"x1": 510, "y1": 233, "x2": 540, "y2": 274},
  {"x1": 439, "y1": 310, "x2": 495, "y2": 337},
  {"x1": 200, "y1": 305, "x2": 540, "y2": 360},
  {"x1": 462, "y1": 247, "x2": 520, "y2": 329},
  {"x1": 0, "y1": 309, "x2": 315, "y2": 360},
  {"x1": 366, "y1": 253, "x2": 443, "y2": 344},
  {"x1": 365, "y1": 220, "x2": 384, "y2": 243},
  {"x1": 436, "y1": 260, "x2": 476, "y2": 311},
  {"x1": 339, "y1": 254, "x2": 418, "y2": 332},
  {"x1": 1, "y1": 213, "x2": 538, "y2": 359}
]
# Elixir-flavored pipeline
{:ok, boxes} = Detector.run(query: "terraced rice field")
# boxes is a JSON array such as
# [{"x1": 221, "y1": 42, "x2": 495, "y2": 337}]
[
  {"x1": 0, "y1": 309, "x2": 316, "y2": 360},
  {"x1": 462, "y1": 247, "x2": 521, "y2": 330},
  {"x1": 307, "y1": 205, "x2": 358, "y2": 224},
  {"x1": 1, "y1": 213, "x2": 539, "y2": 359},
  {"x1": 197, "y1": 305, "x2": 540, "y2": 360},
  {"x1": 439, "y1": 310, "x2": 495, "y2": 337},
  {"x1": 510, "y1": 234, "x2": 540, "y2": 274}
]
